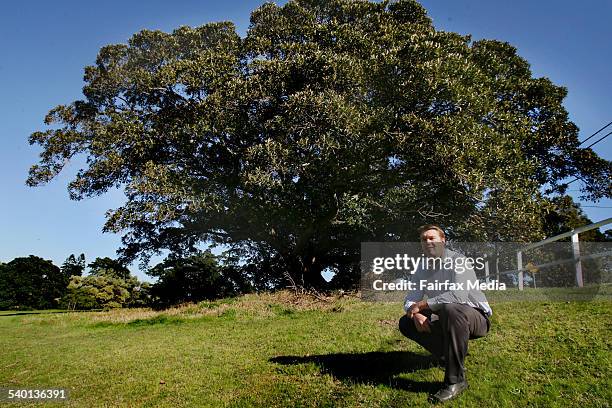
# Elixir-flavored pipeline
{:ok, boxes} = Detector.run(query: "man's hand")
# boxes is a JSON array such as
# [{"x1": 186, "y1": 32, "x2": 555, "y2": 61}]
[
  {"x1": 406, "y1": 300, "x2": 431, "y2": 333},
  {"x1": 407, "y1": 300, "x2": 429, "y2": 318},
  {"x1": 412, "y1": 312, "x2": 431, "y2": 333}
]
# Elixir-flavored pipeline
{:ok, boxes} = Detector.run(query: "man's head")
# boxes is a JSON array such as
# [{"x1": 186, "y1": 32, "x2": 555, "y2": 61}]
[{"x1": 418, "y1": 224, "x2": 446, "y2": 257}]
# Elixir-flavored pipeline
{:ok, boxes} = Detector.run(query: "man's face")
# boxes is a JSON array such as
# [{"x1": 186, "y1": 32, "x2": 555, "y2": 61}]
[{"x1": 420, "y1": 229, "x2": 445, "y2": 258}]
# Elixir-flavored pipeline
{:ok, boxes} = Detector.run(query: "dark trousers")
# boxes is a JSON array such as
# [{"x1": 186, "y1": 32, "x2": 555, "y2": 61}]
[{"x1": 398, "y1": 303, "x2": 490, "y2": 384}]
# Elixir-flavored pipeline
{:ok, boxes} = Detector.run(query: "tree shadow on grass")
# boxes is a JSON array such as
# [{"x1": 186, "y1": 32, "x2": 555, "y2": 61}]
[{"x1": 270, "y1": 351, "x2": 441, "y2": 394}]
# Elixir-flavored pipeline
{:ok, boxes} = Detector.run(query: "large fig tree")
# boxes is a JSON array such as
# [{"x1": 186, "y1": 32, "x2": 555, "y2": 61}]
[{"x1": 28, "y1": 0, "x2": 611, "y2": 288}]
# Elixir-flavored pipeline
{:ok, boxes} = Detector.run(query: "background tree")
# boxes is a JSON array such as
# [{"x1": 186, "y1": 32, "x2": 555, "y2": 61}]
[
  {"x1": 220, "y1": 248, "x2": 285, "y2": 292},
  {"x1": 88, "y1": 257, "x2": 131, "y2": 280},
  {"x1": 0, "y1": 256, "x2": 67, "y2": 310},
  {"x1": 27, "y1": 0, "x2": 611, "y2": 289},
  {"x1": 0, "y1": 263, "x2": 9, "y2": 309},
  {"x1": 62, "y1": 256, "x2": 149, "y2": 309},
  {"x1": 148, "y1": 251, "x2": 248, "y2": 307},
  {"x1": 63, "y1": 276, "x2": 102, "y2": 310},
  {"x1": 61, "y1": 253, "x2": 86, "y2": 277},
  {"x1": 63, "y1": 273, "x2": 150, "y2": 310},
  {"x1": 543, "y1": 196, "x2": 609, "y2": 242}
]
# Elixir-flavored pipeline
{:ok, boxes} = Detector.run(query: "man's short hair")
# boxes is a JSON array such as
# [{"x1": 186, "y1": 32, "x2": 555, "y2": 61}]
[{"x1": 417, "y1": 224, "x2": 446, "y2": 239}]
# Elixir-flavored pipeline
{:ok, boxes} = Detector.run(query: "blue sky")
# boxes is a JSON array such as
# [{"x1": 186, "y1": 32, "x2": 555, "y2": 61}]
[{"x1": 1, "y1": 0, "x2": 610, "y2": 281}]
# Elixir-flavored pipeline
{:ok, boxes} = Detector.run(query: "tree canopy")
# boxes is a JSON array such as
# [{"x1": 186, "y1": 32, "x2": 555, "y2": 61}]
[
  {"x1": 147, "y1": 251, "x2": 248, "y2": 307},
  {"x1": 27, "y1": 0, "x2": 611, "y2": 288},
  {"x1": 62, "y1": 253, "x2": 86, "y2": 277},
  {"x1": 543, "y1": 196, "x2": 610, "y2": 242},
  {"x1": 0, "y1": 256, "x2": 68, "y2": 309},
  {"x1": 63, "y1": 274, "x2": 150, "y2": 310},
  {"x1": 88, "y1": 257, "x2": 131, "y2": 280}
]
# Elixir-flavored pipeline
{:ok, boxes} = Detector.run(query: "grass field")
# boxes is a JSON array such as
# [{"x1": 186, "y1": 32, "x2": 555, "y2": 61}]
[{"x1": 1, "y1": 291, "x2": 610, "y2": 407}]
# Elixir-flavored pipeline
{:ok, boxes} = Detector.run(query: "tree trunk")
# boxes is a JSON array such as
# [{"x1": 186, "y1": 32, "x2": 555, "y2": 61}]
[
  {"x1": 301, "y1": 263, "x2": 326, "y2": 289},
  {"x1": 288, "y1": 254, "x2": 327, "y2": 290}
]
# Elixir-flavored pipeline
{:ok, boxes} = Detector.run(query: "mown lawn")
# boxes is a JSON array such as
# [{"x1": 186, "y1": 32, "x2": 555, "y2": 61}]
[{"x1": 0, "y1": 291, "x2": 610, "y2": 407}]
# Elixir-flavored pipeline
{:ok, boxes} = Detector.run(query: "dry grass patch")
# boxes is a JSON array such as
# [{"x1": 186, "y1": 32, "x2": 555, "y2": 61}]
[{"x1": 66, "y1": 290, "x2": 364, "y2": 325}]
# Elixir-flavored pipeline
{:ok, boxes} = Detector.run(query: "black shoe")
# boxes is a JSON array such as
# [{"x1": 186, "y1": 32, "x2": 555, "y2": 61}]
[{"x1": 429, "y1": 380, "x2": 469, "y2": 403}]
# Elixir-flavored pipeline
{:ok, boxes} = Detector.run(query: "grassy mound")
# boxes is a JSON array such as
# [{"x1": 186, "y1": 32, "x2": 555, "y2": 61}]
[{"x1": 1, "y1": 291, "x2": 610, "y2": 407}]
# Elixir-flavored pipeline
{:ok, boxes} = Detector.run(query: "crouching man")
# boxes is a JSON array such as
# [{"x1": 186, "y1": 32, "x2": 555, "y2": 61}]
[{"x1": 399, "y1": 225, "x2": 491, "y2": 403}]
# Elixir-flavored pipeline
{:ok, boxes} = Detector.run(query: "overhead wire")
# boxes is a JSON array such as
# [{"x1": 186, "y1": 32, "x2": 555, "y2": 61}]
[
  {"x1": 562, "y1": 122, "x2": 612, "y2": 186},
  {"x1": 583, "y1": 130, "x2": 612, "y2": 150},
  {"x1": 579, "y1": 120, "x2": 612, "y2": 146}
]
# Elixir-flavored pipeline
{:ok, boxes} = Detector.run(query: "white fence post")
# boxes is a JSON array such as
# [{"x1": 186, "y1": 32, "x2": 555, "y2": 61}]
[
  {"x1": 496, "y1": 257, "x2": 500, "y2": 282},
  {"x1": 517, "y1": 251, "x2": 523, "y2": 290},
  {"x1": 572, "y1": 232, "x2": 584, "y2": 287}
]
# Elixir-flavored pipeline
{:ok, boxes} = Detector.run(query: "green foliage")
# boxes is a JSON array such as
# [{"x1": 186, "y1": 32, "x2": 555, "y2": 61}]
[
  {"x1": 148, "y1": 251, "x2": 251, "y2": 307},
  {"x1": 87, "y1": 257, "x2": 131, "y2": 280},
  {"x1": 543, "y1": 195, "x2": 609, "y2": 241},
  {"x1": 0, "y1": 256, "x2": 67, "y2": 310},
  {"x1": 61, "y1": 253, "x2": 86, "y2": 277},
  {"x1": 27, "y1": 0, "x2": 611, "y2": 288},
  {"x1": 63, "y1": 274, "x2": 150, "y2": 310}
]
